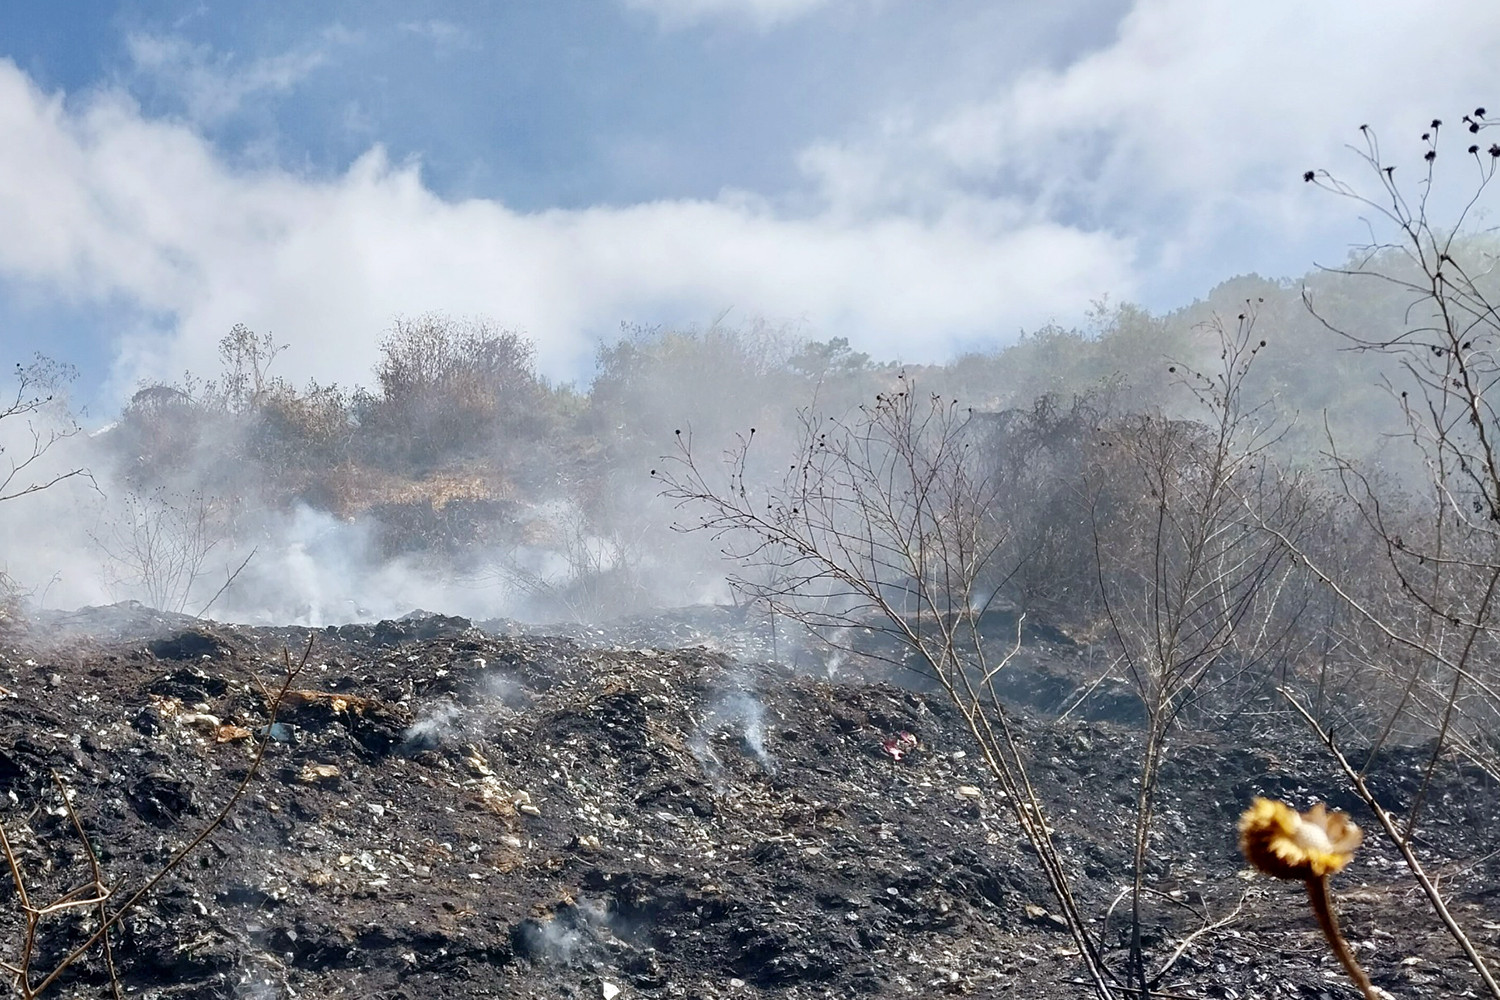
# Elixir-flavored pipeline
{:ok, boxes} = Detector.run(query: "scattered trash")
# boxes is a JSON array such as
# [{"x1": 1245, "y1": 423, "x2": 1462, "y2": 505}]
[
  {"x1": 297, "y1": 763, "x2": 342, "y2": 783},
  {"x1": 283, "y1": 689, "x2": 377, "y2": 716},
  {"x1": 882, "y1": 731, "x2": 919, "y2": 761},
  {"x1": 178, "y1": 711, "x2": 222, "y2": 734},
  {"x1": 1023, "y1": 904, "x2": 1068, "y2": 930},
  {"x1": 256, "y1": 722, "x2": 294, "y2": 742},
  {"x1": 465, "y1": 750, "x2": 495, "y2": 777}
]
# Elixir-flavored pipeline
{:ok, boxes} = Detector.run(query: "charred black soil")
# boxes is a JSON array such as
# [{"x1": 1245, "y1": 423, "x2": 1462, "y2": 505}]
[{"x1": 0, "y1": 604, "x2": 1495, "y2": 999}]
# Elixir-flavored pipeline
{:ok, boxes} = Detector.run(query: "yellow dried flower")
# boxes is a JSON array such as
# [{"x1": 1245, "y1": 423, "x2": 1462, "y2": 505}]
[
  {"x1": 1237, "y1": 797, "x2": 1379, "y2": 1000},
  {"x1": 1238, "y1": 797, "x2": 1363, "y2": 880}
]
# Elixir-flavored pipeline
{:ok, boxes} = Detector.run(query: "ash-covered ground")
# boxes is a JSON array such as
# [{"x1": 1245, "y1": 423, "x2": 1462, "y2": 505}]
[{"x1": 0, "y1": 603, "x2": 1495, "y2": 999}]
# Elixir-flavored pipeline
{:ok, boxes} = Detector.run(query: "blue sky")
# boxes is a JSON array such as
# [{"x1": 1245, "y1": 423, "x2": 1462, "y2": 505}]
[{"x1": 0, "y1": 0, "x2": 1496, "y2": 412}]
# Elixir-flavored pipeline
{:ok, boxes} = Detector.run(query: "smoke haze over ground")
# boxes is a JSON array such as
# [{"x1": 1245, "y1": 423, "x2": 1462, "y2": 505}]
[{"x1": 0, "y1": 246, "x2": 1480, "y2": 626}]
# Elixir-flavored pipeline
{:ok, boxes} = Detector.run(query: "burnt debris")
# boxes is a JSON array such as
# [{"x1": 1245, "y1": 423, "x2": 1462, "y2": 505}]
[{"x1": 0, "y1": 606, "x2": 1492, "y2": 998}]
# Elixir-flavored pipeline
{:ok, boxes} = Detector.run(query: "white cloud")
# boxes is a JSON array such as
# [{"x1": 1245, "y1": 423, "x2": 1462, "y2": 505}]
[
  {"x1": 801, "y1": 0, "x2": 1500, "y2": 284},
  {"x1": 0, "y1": 59, "x2": 1134, "y2": 402},
  {"x1": 397, "y1": 20, "x2": 480, "y2": 52},
  {"x1": 623, "y1": 0, "x2": 834, "y2": 30},
  {"x1": 125, "y1": 31, "x2": 331, "y2": 123}
]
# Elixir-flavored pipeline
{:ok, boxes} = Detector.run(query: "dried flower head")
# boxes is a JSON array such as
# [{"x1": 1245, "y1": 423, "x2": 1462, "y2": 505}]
[{"x1": 1238, "y1": 797, "x2": 1363, "y2": 880}]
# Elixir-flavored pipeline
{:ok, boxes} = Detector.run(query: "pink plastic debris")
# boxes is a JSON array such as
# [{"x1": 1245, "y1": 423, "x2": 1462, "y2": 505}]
[{"x1": 881, "y1": 731, "x2": 919, "y2": 761}]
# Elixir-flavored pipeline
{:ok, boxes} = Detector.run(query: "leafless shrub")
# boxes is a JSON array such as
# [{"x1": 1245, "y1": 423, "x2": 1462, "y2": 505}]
[
  {"x1": 655, "y1": 378, "x2": 1121, "y2": 998},
  {"x1": 0, "y1": 357, "x2": 91, "y2": 506},
  {"x1": 499, "y1": 508, "x2": 652, "y2": 623},
  {"x1": 1257, "y1": 113, "x2": 1500, "y2": 997},
  {"x1": 1087, "y1": 311, "x2": 1309, "y2": 990},
  {"x1": 89, "y1": 488, "x2": 247, "y2": 616},
  {"x1": 0, "y1": 639, "x2": 309, "y2": 999},
  {"x1": 968, "y1": 391, "x2": 1116, "y2": 623},
  {"x1": 1, "y1": 358, "x2": 93, "y2": 636},
  {"x1": 216, "y1": 324, "x2": 286, "y2": 415}
]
